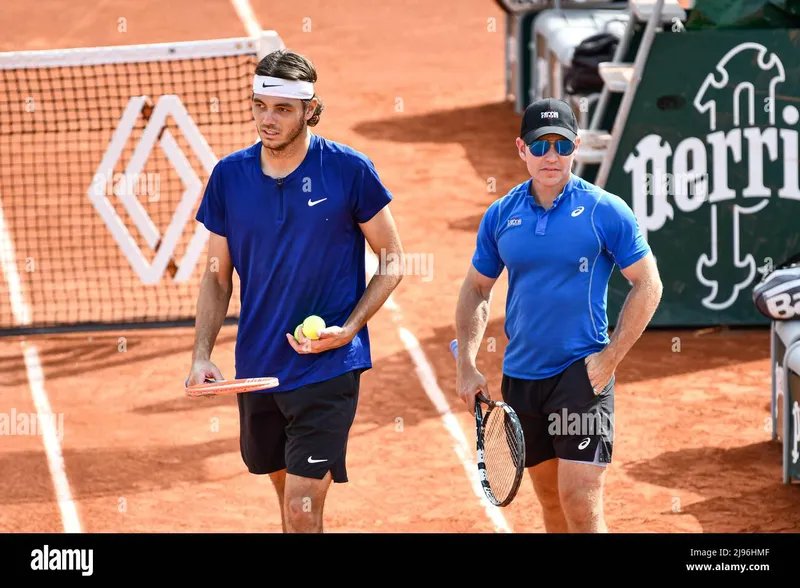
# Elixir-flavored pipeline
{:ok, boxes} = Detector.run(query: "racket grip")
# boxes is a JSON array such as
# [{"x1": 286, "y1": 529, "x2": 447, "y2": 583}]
[{"x1": 184, "y1": 377, "x2": 216, "y2": 387}]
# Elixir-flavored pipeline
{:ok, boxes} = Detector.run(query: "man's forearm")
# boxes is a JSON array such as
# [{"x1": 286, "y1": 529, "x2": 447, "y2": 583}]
[
  {"x1": 344, "y1": 271, "x2": 402, "y2": 336},
  {"x1": 192, "y1": 272, "x2": 232, "y2": 363},
  {"x1": 606, "y1": 276, "x2": 662, "y2": 365},
  {"x1": 455, "y1": 281, "x2": 491, "y2": 369}
]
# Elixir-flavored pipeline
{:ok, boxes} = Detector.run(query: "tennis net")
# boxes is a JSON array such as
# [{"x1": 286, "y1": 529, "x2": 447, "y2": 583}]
[{"x1": 0, "y1": 32, "x2": 283, "y2": 335}]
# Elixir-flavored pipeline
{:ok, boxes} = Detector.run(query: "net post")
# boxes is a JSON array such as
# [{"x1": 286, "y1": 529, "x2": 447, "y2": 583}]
[{"x1": 256, "y1": 30, "x2": 285, "y2": 61}]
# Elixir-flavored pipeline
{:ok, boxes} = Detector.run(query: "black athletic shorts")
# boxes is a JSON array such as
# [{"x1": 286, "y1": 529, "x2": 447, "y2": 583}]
[
  {"x1": 236, "y1": 368, "x2": 362, "y2": 483},
  {"x1": 501, "y1": 356, "x2": 614, "y2": 468}
]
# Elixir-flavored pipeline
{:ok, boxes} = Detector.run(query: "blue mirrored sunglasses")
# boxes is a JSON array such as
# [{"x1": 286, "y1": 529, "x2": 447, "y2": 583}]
[{"x1": 528, "y1": 139, "x2": 575, "y2": 157}]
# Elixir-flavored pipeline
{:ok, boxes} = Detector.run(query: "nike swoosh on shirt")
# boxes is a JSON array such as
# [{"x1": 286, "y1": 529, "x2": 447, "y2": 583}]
[{"x1": 308, "y1": 198, "x2": 328, "y2": 206}]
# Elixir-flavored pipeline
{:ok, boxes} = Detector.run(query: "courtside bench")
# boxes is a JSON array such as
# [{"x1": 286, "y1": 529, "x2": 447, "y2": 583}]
[
  {"x1": 530, "y1": 9, "x2": 628, "y2": 113},
  {"x1": 493, "y1": 0, "x2": 624, "y2": 114}
]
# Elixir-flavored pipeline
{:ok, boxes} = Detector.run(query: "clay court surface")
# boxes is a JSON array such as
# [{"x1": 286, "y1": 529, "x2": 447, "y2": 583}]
[{"x1": 1, "y1": 0, "x2": 798, "y2": 533}]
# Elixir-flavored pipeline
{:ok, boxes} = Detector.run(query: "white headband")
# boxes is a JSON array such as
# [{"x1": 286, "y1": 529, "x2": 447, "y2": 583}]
[{"x1": 253, "y1": 75, "x2": 314, "y2": 99}]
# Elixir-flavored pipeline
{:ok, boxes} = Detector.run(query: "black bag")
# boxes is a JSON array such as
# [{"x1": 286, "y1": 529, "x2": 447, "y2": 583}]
[
  {"x1": 752, "y1": 252, "x2": 800, "y2": 320},
  {"x1": 564, "y1": 32, "x2": 619, "y2": 96}
]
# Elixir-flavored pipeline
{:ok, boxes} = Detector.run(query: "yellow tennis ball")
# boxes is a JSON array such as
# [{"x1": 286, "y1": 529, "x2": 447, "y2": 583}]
[
  {"x1": 294, "y1": 324, "x2": 304, "y2": 342},
  {"x1": 302, "y1": 315, "x2": 326, "y2": 340}
]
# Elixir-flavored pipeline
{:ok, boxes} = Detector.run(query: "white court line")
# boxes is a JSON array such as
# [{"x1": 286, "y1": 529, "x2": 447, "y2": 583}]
[
  {"x1": 0, "y1": 203, "x2": 30, "y2": 327},
  {"x1": 367, "y1": 251, "x2": 512, "y2": 533},
  {"x1": 0, "y1": 198, "x2": 81, "y2": 533},
  {"x1": 22, "y1": 342, "x2": 81, "y2": 533},
  {"x1": 230, "y1": 0, "x2": 263, "y2": 38}
]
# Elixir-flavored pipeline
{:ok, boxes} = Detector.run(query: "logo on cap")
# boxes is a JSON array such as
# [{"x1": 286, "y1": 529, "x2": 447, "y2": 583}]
[{"x1": 541, "y1": 111, "x2": 559, "y2": 119}]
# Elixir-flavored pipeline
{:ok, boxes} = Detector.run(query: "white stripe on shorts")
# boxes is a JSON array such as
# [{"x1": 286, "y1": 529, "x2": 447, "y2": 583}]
[{"x1": 562, "y1": 442, "x2": 607, "y2": 467}]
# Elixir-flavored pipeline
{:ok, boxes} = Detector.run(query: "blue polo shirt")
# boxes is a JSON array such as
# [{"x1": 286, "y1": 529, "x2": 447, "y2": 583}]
[
  {"x1": 195, "y1": 133, "x2": 392, "y2": 392},
  {"x1": 472, "y1": 173, "x2": 650, "y2": 380}
]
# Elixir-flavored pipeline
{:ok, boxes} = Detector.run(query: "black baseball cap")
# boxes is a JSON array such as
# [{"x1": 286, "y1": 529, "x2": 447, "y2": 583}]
[{"x1": 520, "y1": 98, "x2": 578, "y2": 144}]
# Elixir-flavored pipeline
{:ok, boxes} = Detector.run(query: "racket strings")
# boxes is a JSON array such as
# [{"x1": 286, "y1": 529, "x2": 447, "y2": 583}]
[{"x1": 482, "y1": 406, "x2": 523, "y2": 500}]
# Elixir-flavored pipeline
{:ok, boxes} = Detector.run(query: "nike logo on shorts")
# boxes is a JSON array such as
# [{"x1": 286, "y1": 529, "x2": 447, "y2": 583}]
[{"x1": 307, "y1": 456, "x2": 327, "y2": 463}]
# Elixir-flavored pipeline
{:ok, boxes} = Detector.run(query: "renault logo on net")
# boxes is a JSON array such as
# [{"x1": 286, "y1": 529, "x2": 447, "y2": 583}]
[{"x1": 88, "y1": 94, "x2": 219, "y2": 284}]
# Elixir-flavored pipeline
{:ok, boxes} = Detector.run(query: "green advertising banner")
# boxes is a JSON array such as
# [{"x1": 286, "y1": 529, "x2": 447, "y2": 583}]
[{"x1": 603, "y1": 30, "x2": 800, "y2": 326}]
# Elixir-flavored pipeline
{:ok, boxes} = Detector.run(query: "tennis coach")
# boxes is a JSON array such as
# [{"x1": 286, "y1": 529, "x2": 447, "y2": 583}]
[{"x1": 455, "y1": 98, "x2": 663, "y2": 532}]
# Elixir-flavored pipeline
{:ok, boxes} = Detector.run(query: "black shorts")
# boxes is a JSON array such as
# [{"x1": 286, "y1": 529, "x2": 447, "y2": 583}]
[
  {"x1": 236, "y1": 369, "x2": 362, "y2": 483},
  {"x1": 501, "y1": 357, "x2": 614, "y2": 468}
]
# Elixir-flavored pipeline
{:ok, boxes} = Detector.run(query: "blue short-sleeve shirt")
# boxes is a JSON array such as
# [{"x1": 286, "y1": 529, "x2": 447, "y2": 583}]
[
  {"x1": 472, "y1": 173, "x2": 650, "y2": 379},
  {"x1": 196, "y1": 133, "x2": 392, "y2": 391}
]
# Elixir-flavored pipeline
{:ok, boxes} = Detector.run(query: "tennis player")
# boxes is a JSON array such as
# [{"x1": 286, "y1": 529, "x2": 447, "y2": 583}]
[
  {"x1": 454, "y1": 98, "x2": 662, "y2": 533},
  {"x1": 187, "y1": 49, "x2": 404, "y2": 533}
]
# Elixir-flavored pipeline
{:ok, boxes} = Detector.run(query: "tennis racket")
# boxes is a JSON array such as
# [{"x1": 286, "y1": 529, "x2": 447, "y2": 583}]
[
  {"x1": 450, "y1": 339, "x2": 525, "y2": 507},
  {"x1": 184, "y1": 377, "x2": 279, "y2": 397}
]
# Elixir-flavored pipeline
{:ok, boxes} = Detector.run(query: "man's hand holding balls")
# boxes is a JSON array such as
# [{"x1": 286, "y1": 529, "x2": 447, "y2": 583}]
[{"x1": 287, "y1": 315, "x2": 354, "y2": 354}]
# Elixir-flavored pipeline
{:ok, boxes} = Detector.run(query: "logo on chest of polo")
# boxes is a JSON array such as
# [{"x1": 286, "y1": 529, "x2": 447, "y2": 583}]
[{"x1": 507, "y1": 208, "x2": 586, "y2": 231}]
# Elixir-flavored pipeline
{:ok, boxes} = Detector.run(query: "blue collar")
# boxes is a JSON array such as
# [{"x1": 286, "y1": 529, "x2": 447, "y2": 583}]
[
  {"x1": 526, "y1": 174, "x2": 574, "y2": 211},
  {"x1": 255, "y1": 133, "x2": 319, "y2": 182}
]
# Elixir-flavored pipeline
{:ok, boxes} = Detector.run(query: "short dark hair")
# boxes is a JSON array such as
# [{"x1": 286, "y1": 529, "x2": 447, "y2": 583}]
[{"x1": 254, "y1": 49, "x2": 324, "y2": 126}]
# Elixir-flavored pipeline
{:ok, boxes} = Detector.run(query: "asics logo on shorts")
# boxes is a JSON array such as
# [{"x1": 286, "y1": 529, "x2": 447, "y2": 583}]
[{"x1": 578, "y1": 437, "x2": 590, "y2": 450}]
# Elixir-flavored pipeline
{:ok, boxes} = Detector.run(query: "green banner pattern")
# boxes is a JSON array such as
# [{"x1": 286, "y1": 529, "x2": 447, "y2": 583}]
[{"x1": 603, "y1": 30, "x2": 800, "y2": 326}]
